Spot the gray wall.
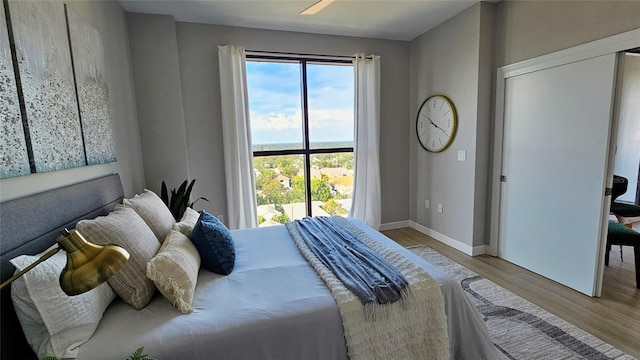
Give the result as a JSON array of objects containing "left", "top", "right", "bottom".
[
  {"left": 127, "top": 13, "right": 190, "bottom": 195},
  {"left": 126, "top": 15, "right": 411, "bottom": 223},
  {"left": 485, "top": 0, "right": 640, "bottom": 245},
  {"left": 0, "top": 0, "right": 144, "bottom": 202},
  {"left": 409, "top": 3, "right": 493, "bottom": 248},
  {"left": 494, "top": 0, "right": 640, "bottom": 67},
  {"left": 408, "top": 0, "right": 640, "bottom": 249}
]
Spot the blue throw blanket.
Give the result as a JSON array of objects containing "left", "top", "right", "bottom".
[{"left": 288, "top": 216, "right": 408, "bottom": 305}]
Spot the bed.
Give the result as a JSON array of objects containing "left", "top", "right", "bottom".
[{"left": 0, "top": 174, "right": 498, "bottom": 359}]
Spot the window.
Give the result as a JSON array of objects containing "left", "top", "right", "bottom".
[{"left": 246, "top": 56, "right": 354, "bottom": 227}]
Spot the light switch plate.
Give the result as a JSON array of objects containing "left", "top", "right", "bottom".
[
  {"left": 457, "top": 150, "right": 466, "bottom": 161},
  {"left": 425, "top": 200, "right": 430, "bottom": 208},
  {"left": 437, "top": 203, "right": 443, "bottom": 213}
]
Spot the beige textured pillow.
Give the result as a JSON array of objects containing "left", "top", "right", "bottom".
[
  {"left": 172, "top": 207, "right": 200, "bottom": 237},
  {"left": 147, "top": 230, "right": 200, "bottom": 313},
  {"left": 76, "top": 205, "right": 160, "bottom": 309},
  {"left": 123, "top": 189, "right": 175, "bottom": 243}
]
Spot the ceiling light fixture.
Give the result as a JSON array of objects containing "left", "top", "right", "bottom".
[{"left": 300, "top": 0, "right": 335, "bottom": 15}]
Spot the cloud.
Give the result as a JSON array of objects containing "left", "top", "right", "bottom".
[
  {"left": 250, "top": 109, "right": 352, "bottom": 131},
  {"left": 246, "top": 60, "right": 355, "bottom": 144}
]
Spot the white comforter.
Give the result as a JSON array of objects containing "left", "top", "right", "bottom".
[{"left": 77, "top": 219, "right": 497, "bottom": 359}]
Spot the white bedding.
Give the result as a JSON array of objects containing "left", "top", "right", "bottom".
[{"left": 77, "top": 219, "right": 497, "bottom": 359}]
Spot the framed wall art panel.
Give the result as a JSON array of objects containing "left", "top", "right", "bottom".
[
  {"left": 0, "top": 3, "right": 31, "bottom": 178},
  {"left": 8, "top": 0, "right": 85, "bottom": 173},
  {"left": 66, "top": 6, "right": 117, "bottom": 165}
]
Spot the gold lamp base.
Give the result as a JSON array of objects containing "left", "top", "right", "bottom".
[
  {"left": 0, "top": 228, "right": 130, "bottom": 296},
  {"left": 58, "top": 229, "right": 130, "bottom": 296}
]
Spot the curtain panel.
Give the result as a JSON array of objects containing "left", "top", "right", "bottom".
[
  {"left": 350, "top": 54, "right": 382, "bottom": 229},
  {"left": 217, "top": 45, "right": 258, "bottom": 229}
]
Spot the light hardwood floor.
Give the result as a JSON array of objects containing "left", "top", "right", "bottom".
[{"left": 382, "top": 227, "right": 640, "bottom": 358}]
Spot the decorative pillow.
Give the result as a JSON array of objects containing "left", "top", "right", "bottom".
[
  {"left": 123, "top": 189, "right": 175, "bottom": 243},
  {"left": 76, "top": 205, "right": 159, "bottom": 309},
  {"left": 190, "top": 210, "right": 236, "bottom": 275},
  {"left": 172, "top": 207, "right": 200, "bottom": 237},
  {"left": 147, "top": 230, "right": 201, "bottom": 313},
  {"left": 10, "top": 247, "right": 116, "bottom": 358}
]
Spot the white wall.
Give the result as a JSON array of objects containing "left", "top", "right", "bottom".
[
  {"left": 0, "top": 1, "right": 144, "bottom": 202},
  {"left": 409, "top": 3, "right": 494, "bottom": 248},
  {"left": 126, "top": 16, "right": 412, "bottom": 223},
  {"left": 614, "top": 54, "right": 640, "bottom": 203}
]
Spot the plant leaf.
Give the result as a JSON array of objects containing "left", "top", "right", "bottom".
[
  {"left": 160, "top": 181, "right": 168, "bottom": 205},
  {"left": 172, "top": 193, "right": 185, "bottom": 220},
  {"left": 125, "top": 346, "right": 155, "bottom": 360},
  {"left": 169, "top": 189, "right": 178, "bottom": 210},
  {"left": 189, "top": 196, "right": 210, "bottom": 208},
  {"left": 176, "top": 180, "right": 188, "bottom": 197},
  {"left": 184, "top": 179, "right": 196, "bottom": 207}
]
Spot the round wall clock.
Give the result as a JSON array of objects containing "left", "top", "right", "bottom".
[{"left": 416, "top": 94, "right": 457, "bottom": 153}]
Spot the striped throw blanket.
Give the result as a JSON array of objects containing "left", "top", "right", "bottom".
[{"left": 286, "top": 217, "right": 450, "bottom": 360}]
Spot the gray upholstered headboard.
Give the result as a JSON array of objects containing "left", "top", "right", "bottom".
[{"left": 0, "top": 174, "right": 125, "bottom": 359}]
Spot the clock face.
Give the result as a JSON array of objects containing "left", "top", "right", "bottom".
[{"left": 416, "top": 95, "right": 457, "bottom": 152}]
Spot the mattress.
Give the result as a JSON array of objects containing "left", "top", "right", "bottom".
[{"left": 76, "top": 219, "right": 497, "bottom": 359}]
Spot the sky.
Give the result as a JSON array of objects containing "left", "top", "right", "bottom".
[{"left": 245, "top": 60, "right": 354, "bottom": 147}]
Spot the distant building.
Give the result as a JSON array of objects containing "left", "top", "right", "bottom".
[
  {"left": 274, "top": 174, "right": 291, "bottom": 188},
  {"left": 281, "top": 201, "right": 329, "bottom": 221},
  {"left": 257, "top": 204, "right": 282, "bottom": 221},
  {"left": 303, "top": 167, "right": 354, "bottom": 179}
]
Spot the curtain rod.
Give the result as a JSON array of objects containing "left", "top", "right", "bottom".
[{"left": 245, "top": 50, "right": 374, "bottom": 61}]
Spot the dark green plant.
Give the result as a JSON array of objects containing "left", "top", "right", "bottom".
[
  {"left": 125, "top": 347, "right": 155, "bottom": 360},
  {"left": 161, "top": 179, "right": 209, "bottom": 220}
]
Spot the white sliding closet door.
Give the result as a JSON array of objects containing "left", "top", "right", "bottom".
[{"left": 499, "top": 54, "right": 617, "bottom": 296}]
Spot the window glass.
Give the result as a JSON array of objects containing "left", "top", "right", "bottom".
[
  {"left": 246, "top": 60, "right": 303, "bottom": 151},
  {"left": 247, "top": 58, "right": 354, "bottom": 226},
  {"left": 307, "top": 63, "right": 354, "bottom": 149}
]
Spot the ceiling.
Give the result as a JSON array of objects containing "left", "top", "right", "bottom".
[{"left": 118, "top": 0, "right": 481, "bottom": 41}]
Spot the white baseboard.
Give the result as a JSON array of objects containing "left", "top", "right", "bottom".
[
  {"left": 409, "top": 221, "right": 486, "bottom": 256},
  {"left": 379, "top": 219, "right": 489, "bottom": 256},
  {"left": 379, "top": 220, "right": 412, "bottom": 231}
]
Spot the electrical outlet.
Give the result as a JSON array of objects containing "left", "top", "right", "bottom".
[
  {"left": 217, "top": 214, "right": 224, "bottom": 223},
  {"left": 425, "top": 200, "right": 430, "bottom": 209},
  {"left": 437, "top": 203, "right": 443, "bottom": 213}
]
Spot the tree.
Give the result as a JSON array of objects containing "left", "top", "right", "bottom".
[
  {"left": 323, "top": 199, "right": 347, "bottom": 215},
  {"left": 272, "top": 213, "right": 290, "bottom": 224},
  {"left": 280, "top": 163, "right": 298, "bottom": 179},
  {"left": 311, "top": 175, "right": 332, "bottom": 202},
  {"left": 255, "top": 168, "right": 276, "bottom": 191},
  {"left": 261, "top": 179, "right": 285, "bottom": 205}
]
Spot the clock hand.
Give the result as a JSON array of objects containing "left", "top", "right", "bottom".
[{"left": 427, "top": 117, "right": 450, "bottom": 137}]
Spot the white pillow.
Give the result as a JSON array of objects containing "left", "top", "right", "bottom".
[
  {"left": 147, "top": 230, "right": 201, "bottom": 313},
  {"left": 10, "top": 246, "right": 116, "bottom": 358},
  {"left": 123, "top": 189, "right": 175, "bottom": 243},
  {"left": 171, "top": 207, "right": 200, "bottom": 237}
]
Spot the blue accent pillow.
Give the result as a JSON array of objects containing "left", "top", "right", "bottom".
[{"left": 189, "top": 210, "right": 236, "bottom": 275}]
